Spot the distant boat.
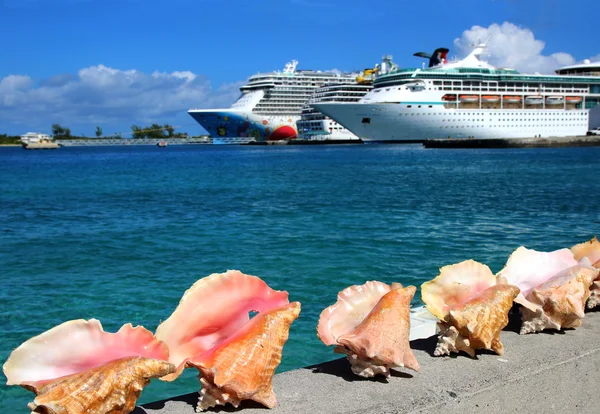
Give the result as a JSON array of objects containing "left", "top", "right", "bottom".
[{"left": 157, "top": 141, "right": 168, "bottom": 147}]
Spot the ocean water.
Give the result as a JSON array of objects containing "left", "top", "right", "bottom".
[{"left": 0, "top": 143, "right": 598, "bottom": 412}]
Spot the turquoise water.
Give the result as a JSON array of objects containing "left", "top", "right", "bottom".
[{"left": 1, "top": 144, "right": 599, "bottom": 411}]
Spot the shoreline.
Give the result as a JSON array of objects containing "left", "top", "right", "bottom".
[{"left": 137, "top": 310, "right": 600, "bottom": 414}]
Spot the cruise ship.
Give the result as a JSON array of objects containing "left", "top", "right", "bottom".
[
  {"left": 313, "top": 43, "right": 600, "bottom": 142},
  {"left": 188, "top": 61, "right": 358, "bottom": 144},
  {"left": 296, "top": 56, "right": 397, "bottom": 141}
]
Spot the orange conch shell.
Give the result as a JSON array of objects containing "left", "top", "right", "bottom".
[
  {"left": 435, "top": 284, "right": 520, "bottom": 357},
  {"left": 316, "top": 281, "right": 397, "bottom": 346},
  {"left": 422, "top": 260, "right": 520, "bottom": 357},
  {"left": 421, "top": 259, "right": 497, "bottom": 320},
  {"left": 317, "top": 282, "right": 419, "bottom": 378},
  {"left": 570, "top": 237, "right": 600, "bottom": 309},
  {"left": 190, "top": 302, "right": 301, "bottom": 412},
  {"left": 155, "top": 270, "right": 290, "bottom": 381},
  {"left": 519, "top": 264, "right": 599, "bottom": 334},
  {"left": 27, "top": 356, "right": 175, "bottom": 414}
]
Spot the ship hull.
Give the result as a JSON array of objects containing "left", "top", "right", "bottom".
[
  {"left": 313, "top": 103, "right": 590, "bottom": 142},
  {"left": 188, "top": 109, "right": 300, "bottom": 143}
]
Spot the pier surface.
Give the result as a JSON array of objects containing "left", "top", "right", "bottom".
[
  {"left": 136, "top": 310, "right": 600, "bottom": 414},
  {"left": 423, "top": 135, "right": 600, "bottom": 148}
]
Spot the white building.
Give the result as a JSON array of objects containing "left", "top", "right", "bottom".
[{"left": 20, "top": 132, "right": 52, "bottom": 144}]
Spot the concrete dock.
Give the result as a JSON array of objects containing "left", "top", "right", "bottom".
[
  {"left": 423, "top": 135, "right": 600, "bottom": 148},
  {"left": 136, "top": 309, "right": 600, "bottom": 414}
]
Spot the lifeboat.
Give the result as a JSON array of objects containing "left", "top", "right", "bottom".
[
  {"left": 566, "top": 96, "right": 582, "bottom": 104},
  {"left": 545, "top": 96, "right": 564, "bottom": 105},
  {"left": 459, "top": 95, "right": 479, "bottom": 103},
  {"left": 481, "top": 95, "right": 500, "bottom": 103},
  {"left": 525, "top": 95, "right": 544, "bottom": 105},
  {"left": 442, "top": 94, "right": 457, "bottom": 102},
  {"left": 503, "top": 96, "right": 522, "bottom": 103}
]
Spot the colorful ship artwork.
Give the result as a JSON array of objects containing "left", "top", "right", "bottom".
[{"left": 188, "top": 60, "right": 358, "bottom": 144}]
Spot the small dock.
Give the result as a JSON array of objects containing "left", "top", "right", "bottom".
[{"left": 423, "top": 135, "right": 600, "bottom": 148}]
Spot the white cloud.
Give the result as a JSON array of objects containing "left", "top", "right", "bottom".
[
  {"left": 588, "top": 54, "right": 600, "bottom": 63},
  {"left": 453, "top": 22, "right": 594, "bottom": 74},
  {"left": 0, "top": 65, "right": 244, "bottom": 135}
]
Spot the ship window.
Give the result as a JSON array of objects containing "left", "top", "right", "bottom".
[
  {"left": 407, "top": 105, "right": 412, "bottom": 108},
  {"left": 362, "top": 118, "right": 371, "bottom": 124}
]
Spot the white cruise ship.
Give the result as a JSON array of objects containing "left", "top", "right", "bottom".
[
  {"left": 313, "top": 43, "right": 600, "bottom": 142},
  {"left": 188, "top": 61, "right": 358, "bottom": 144},
  {"left": 296, "top": 56, "right": 398, "bottom": 141}
]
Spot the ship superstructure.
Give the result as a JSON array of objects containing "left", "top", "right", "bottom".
[
  {"left": 297, "top": 56, "right": 397, "bottom": 141},
  {"left": 188, "top": 61, "right": 357, "bottom": 144},
  {"left": 313, "top": 44, "right": 600, "bottom": 142}
]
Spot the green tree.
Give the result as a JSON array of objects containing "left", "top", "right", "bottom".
[
  {"left": 131, "top": 125, "right": 146, "bottom": 139},
  {"left": 164, "top": 124, "right": 174, "bottom": 137},
  {"left": 95, "top": 126, "right": 103, "bottom": 138},
  {"left": 52, "top": 124, "right": 71, "bottom": 138},
  {"left": 147, "top": 124, "right": 166, "bottom": 139}
]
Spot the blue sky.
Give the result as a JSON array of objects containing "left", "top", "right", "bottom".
[{"left": 1, "top": 0, "right": 599, "bottom": 136}]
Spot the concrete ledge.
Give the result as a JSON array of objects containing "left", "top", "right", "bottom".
[
  {"left": 136, "top": 310, "right": 600, "bottom": 414},
  {"left": 423, "top": 136, "right": 600, "bottom": 148}
]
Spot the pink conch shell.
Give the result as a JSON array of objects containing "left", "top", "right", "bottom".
[
  {"left": 421, "top": 260, "right": 520, "bottom": 357},
  {"left": 3, "top": 319, "right": 170, "bottom": 389},
  {"left": 2, "top": 319, "right": 172, "bottom": 414},
  {"left": 570, "top": 237, "right": 600, "bottom": 309},
  {"left": 190, "top": 302, "right": 301, "bottom": 412},
  {"left": 496, "top": 246, "right": 578, "bottom": 308},
  {"left": 155, "top": 270, "right": 290, "bottom": 381},
  {"left": 317, "top": 282, "right": 419, "bottom": 378},
  {"left": 26, "top": 357, "right": 175, "bottom": 414},
  {"left": 435, "top": 284, "right": 520, "bottom": 357},
  {"left": 421, "top": 259, "right": 497, "bottom": 320},
  {"left": 519, "top": 264, "right": 599, "bottom": 334}
]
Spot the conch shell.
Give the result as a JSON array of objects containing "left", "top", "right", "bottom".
[
  {"left": 192, "top": 302, "right": 301, "bottom": 412},
  {"left": 155, "top": 270, "right": 299, "bottom": 411},
  {"left": 518, "top": 264, "right": 599, "bottom": 334},
  {"left": 27, "top": 357, "right": 174, "bottom": 414},
  {"left": 317, "top": 281, "right": 419, "bottom": 378},
  {"left": 571, "top": 237, "right": 600, "bottom": 309},
  {"left": 421, "top": 260, "right": 520, "bottom": 357},
  {"left": 496, "top": 246, "right": 578, "bottom": 306},
  {"left": 3, "top": 319, "right": 174, "bottom": 414}
]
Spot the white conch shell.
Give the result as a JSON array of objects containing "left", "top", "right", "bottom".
[
  {"left": 519, "top": 264, "right": 599, "bottom": 334},
  {"left": 570, "top": 237, "right": 600, "bottom": 309},
  {"left": 318, "top": 282, "right": 419, "bottom": 378},
  {"left": 496, "top": 246, "right": 578, "bottom": 308}
]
